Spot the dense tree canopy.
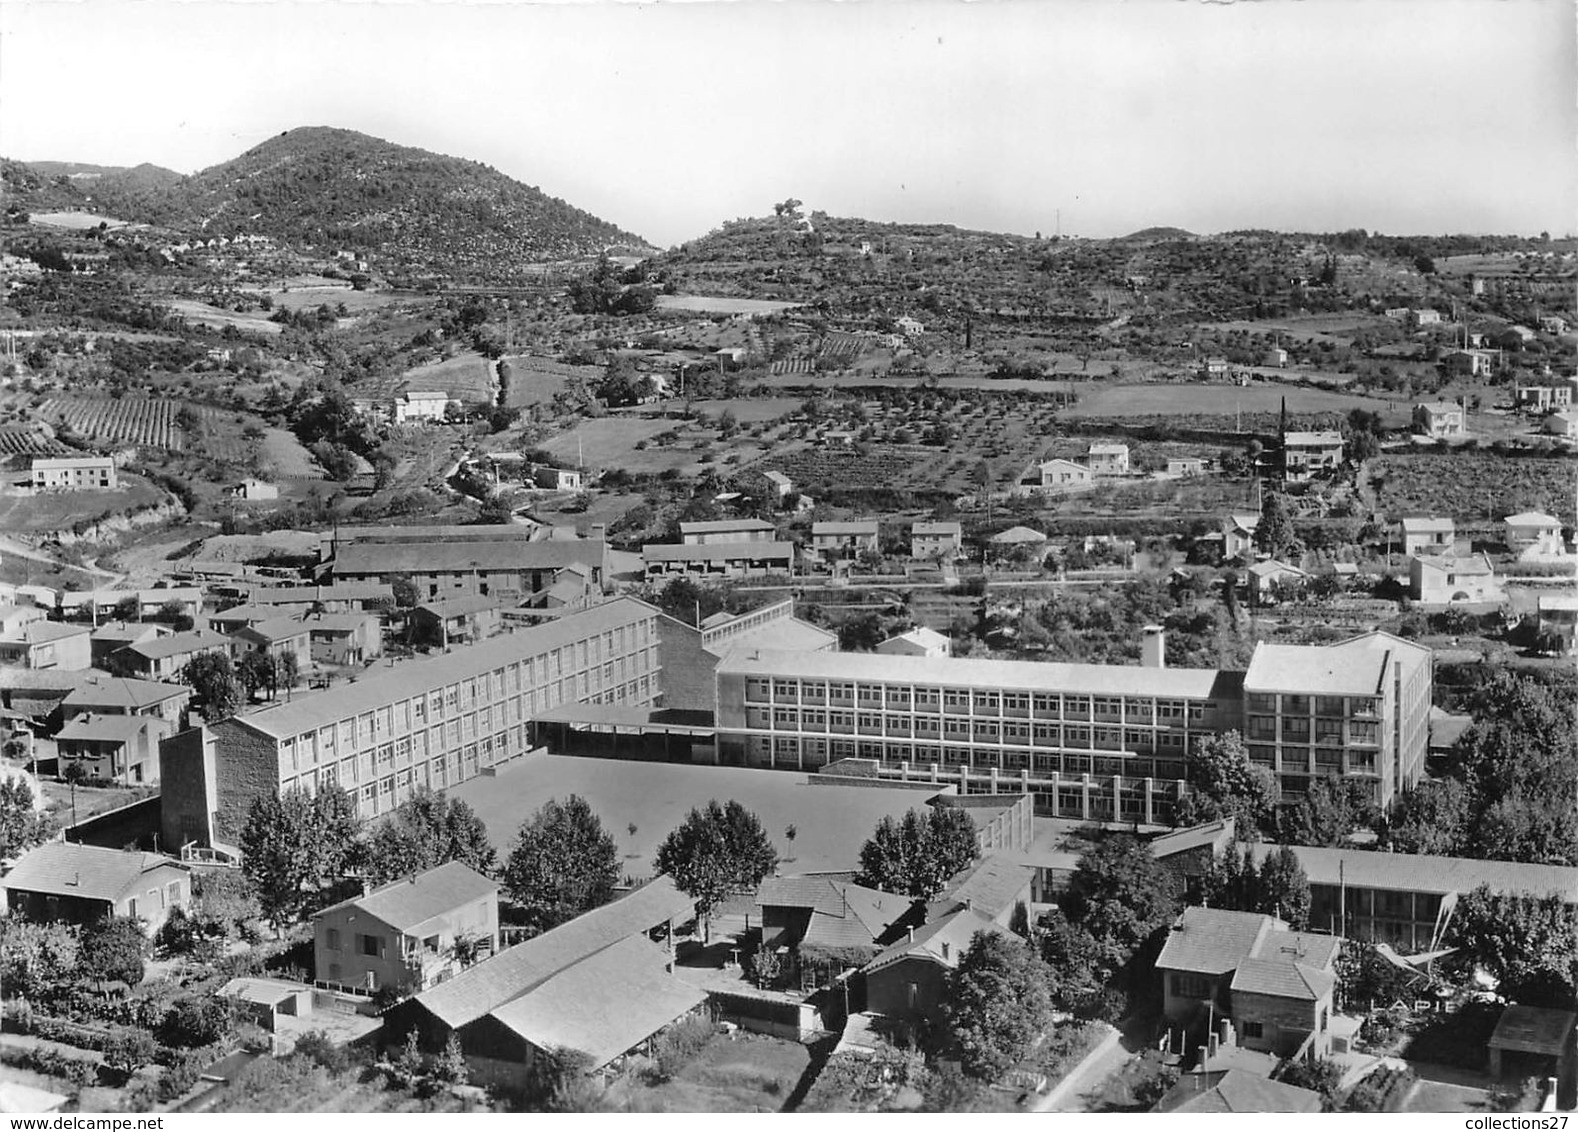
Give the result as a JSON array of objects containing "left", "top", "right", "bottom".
[
  {"left": 1173, "top": 730, "right": 1277, "bottom": 836},
  {"left": 655, "top": 799, "right": 778, "bottom": 929},
  {"left": 0, "top": 778, "right": 50, "bottom": 859},
  {"left": 1056, "top": 835, "right": 1181, "bottom": 989},
  {"left": 366, "top": 788, "right": 497, "bottom": 887},
  {"left": 855, "top": 807, "right": 979, "bottom": 900},
  {"left": 180, "top": 652, "right": 243, "bottom": 721},
  {"left": 944, "top": 931, "right": 1056, "bottom": 1080},
  {"left": 1446, "top": 886, "right": 1578, "bottom": 1008},
  {"left": 1202, "top": 843, "right": 1312, "bottom": 929},
  {"left": 240, "top": 785, "right": 362, "bottom": 928},
  {"left": 503, "top": 795, "right": 620, "bottom": 933},
  {"left": 78, "top": 915, "right": 148, "bottom": 987}
]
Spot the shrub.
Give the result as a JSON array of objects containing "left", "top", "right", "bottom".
[
  {"left": 292, "top": 1029, "right": 354, "bottom": 1074},
  {"left": 157, "top": 1047, "right": 208, "bottom": 1102},
  {"left": 159, "top": 994, "right": 235, "bottom": 1048},
  {"left": 649, "top": 1013, "right": 715, "bottom": 1081},
  {"left": 101, "top": 1028, "right": 158, "bottom": 1083}
]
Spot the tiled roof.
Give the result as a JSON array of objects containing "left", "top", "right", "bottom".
[
  {"left": 56, "top": 714, "right": 153, "bottom": 744},
  {"left": 812, "top": 521, "right": 879, "bottom": 536},
  {"left": 89, "top": 621, "right": 170, "bottom": 643},
  {"left": 989, "top": 526, "right": 1047, "bottom": 543},
  {"left": 1504, "top": 512, "right": 1561, "bottom": 526},
  {"left": 408, "top": 875, "right": 694, "bottom": 1029},
  {"left": 62, "top": 676, "right": 187, "bottom": 710},
  {"left": 301, "top": 613, "right": 378, "bottom": 632},
  {"left": 757, "top": 875, "right": 912, "bottom": 946},
  {"left": 913, "top": 522, "right": 962, "bottom": 536},
  {"left": 643, "top": 542, "right": 795, "bottom": 563},
  {"left": 1231, "top": 956, "right": 1335, "bottom": 1001},
  {"left": 487, "top": 935, "right": 706, "bottom": 1069},
  {"left": 1155, "top": 907, "right": 1275, "bottom": 976},
  {"left": 233, "top": 617, "right": 310, "bottom": 643},
  {"left": 927, "top": 856, "right": 1035, "bottom": 921},
  {"left": 229, "top": 598, "right": 655, "bottom": 738},
  {"left": 2, "top": 621, "right": 89, "bottom": 645},
  {"left": 1413, "top": 554, "right": 1493, "bottom": 577},
  {"left": 718, "top": 647, "right": 1230, "bottom": 700},
  {"left": 317, "top": 861, "right": 498, "bottom": 934},
  {"left": 865, "top": 907, "right": 1008, "bottom": 974},
  {"left": 886, "top": 627, "right": 949, "bottom": 650},
  {"left": 3, "top": 842, "right": 183, "bottom": 903},
  {"left": 1399, "top": 517, "right": 1454, "bottom": 533},
  {"left": 679, "top": 519, "right": 775, "bottom": 534},
  {"left": 1284, "top": 431, "right": 1343, "bottom": 447},
  {"left": 1149, "top": 818, "right": 1236, "bottom": 860},
  {"left": 1169, "top": 1070, "right": 1323, "bottom": 1113},
  {"left": 415, "top": 595, "right": 504, "bottom": 620},
  {"left": 123, "top": 629, "right": 228, "bottom": 661},
  {"left": 336, "top": 539, "right": 604, "bottom": 576}
]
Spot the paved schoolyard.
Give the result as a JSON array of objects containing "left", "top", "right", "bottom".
[{"left": 448, "top": 754, "right": 945, "bottom": 878}]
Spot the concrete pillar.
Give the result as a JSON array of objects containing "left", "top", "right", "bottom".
[{"left": 1144, "top": 777, "right": 1156, "bottom": 826}]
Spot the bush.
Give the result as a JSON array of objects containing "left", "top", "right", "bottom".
[
  {"left": 157, "top": 1047, "right": 209, "bottom": 1102},
  {"left": 293, "top": 1029, "right": 355, "bottom": 1074},
  {"left": 159, "top": 994, "right": 235, "bottom": 1048},
  {"left": 649, "top": 1014, "right": 715, "bottom": 1081},
  {"left": 101, "top": 1027, "right": 158, "bottom": 1083}
]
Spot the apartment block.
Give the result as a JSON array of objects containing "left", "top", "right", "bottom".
[
  {"left": 1241, "top": 632, "right": 1431, "bottom": 809},
  {"left": 159, "top": 598, "right": 661, "bottom": 853}
]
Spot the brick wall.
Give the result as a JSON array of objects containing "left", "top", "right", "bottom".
[
  {"left": 159, "top": 727, "right": 216, "bottom": 851},
  {"left": 211, "top": 720, "right": 280, "bottom": 847}
]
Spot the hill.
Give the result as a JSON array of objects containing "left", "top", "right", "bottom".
[
  {"left": 66, "top": 126, "right": 651, "bottom": 283},
  {"left": 1119, "top": 226, "right": 1197, "bottom": 242}
]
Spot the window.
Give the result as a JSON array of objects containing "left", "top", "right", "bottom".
[
  {"left": 327, "top": 928, "right": 341, "bottom": 951},
  {"left": 1247, "top": 693, "right": 1276, "bottom": 713},
  {"left": 943, "top": 689, "right": 969, "bottom": 711},
  {"left": 1171, "top": 973, "right": 1211, "bottom": 999},
  {"left": 1241, "top": 1021, "right": 1264, "bottom": 1040},
  {"left": 1350, "top": 720, "right": 1379, "bottom": 744},
  {"left": 359, "top": 933, "right": 383, "bottom": 957},
  {"left": 1316, "top": 696, "right": 1344, "bottom": 717},
  {"left": 1282, "top": 717, "right": 1310, "bottom": 741}
]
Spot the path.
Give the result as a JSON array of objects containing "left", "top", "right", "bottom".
[
  {"left": 0, "top": 534, "right": 121, "bottom": 582},
  {"left": 1034, "top": 1023, "right": 1131, "bottom": 1112}
]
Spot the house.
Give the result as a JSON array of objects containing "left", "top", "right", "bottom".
[
  {"left": 1148, "top": 818, "right": 1238, "bottom": 897},
  {"left": 209, "top": 604, "right": 301, "bottom": 634},
  {"left": 382, "top": 875, "right": 695, "bottom": 1075},
  {"left": 533, "top": 466, "right": 582, "bottom": 492},
  {"left": 1167, "top": 458, "right": 1206, "bottom": 477},
  {"left": 393, "top": 390, "right": 449, "bottom": 424},
  {"left": 30, "top": 456, "right": 117, "bottom": 491},
  {"left": 810, "top": 520, "right": 880, "bottom": 561},
  {"left": 1036, "top": 458, "right": 1091, "bottom": 489},
  {"left": 0, "top": 622, "right": 92, "bottom": 671},
  {"left": 1537, "top": 593, "right": 1578, "bottom": 654},
  {"left": 1222, "top": 513, "right": 1260, "bottom": 559},
  {"left": 1410, "top": 308, "right": 1442, "bottom": 328},
  {"left": 412, "top": 596, "right": 503, "bottom": 649},
  {"left": 242, "top": 582, "right": 395, "bottom": 614},
  {"left": 88, "top": 621, "right": 172, "bottom": 669},
  {"left": 60, "top": 587, "right": 206, "bottom": 623},
  {"left": 679, "top": 518, "right": 777, "bottom": 546},
  {"left": 988, "top": 526, "right": 1047, "bottom": 550},
  {"left": 1413, "top": 402, "right": 1466, "bottom": 439},
  {"left": 1199, "top": 358, "right": 1230, "bottom": 379},
  {"left": 2, "top": 842, "right": 190, "bottom": 934},
  {"left": 655, "top": 598, "right": 835, "bottom": 712},
  {"left": 227, "top": 479, "right": 279, "bottom": 502},
  {"left": 1283, "top": 431, "right": 1344, "bottom": 481},
  {"left": 228, "top": 618, "right": 311, "bottom": 667},
  {"left": 894, "top": 316, "right": 925, "bottom": 337},
  {"left": 925, "top": 855, "right": 1037, "bottom": 928},
  {"left": 759, "top": 470, "right": 794, "bottom": 500},
  {"left": 1516, "top": 385, "right": 1574, "bottom": 414},
  {"left": 910, "top": 521, "right": 963, "bottom": 562},
  {"left": 109, "top": 628, "right": 230, "bottom": 681},
  {"left": 1086, "top": 442, "right": 1130, "bottom": 476},
  {"left": 1264, "top": 347, "right": 1288, "bottom": 368},
  {"left": 1503, "top": 511, "right": 1564, "bottom": 554},
  {"left": 756, "top": 874, "right": 915, "bottom": 960},
  {"left": 876, "top": 626, "right": 951, "bottom": 658},
  {"left": 1245, "top": 559, "right": 1309, "bottom": 598},
  {"left": 312, "top": 861, "right": 501, "bottom": 995},
  {"left": 55, "top": 712, "right": 172, "bottom": 785},
  {"left": 1398, "top": 517, "right": 1456, "bottom": 556},
  {"left": 1158, "top": 1069, "right": 1323, "bottom": 1113},
  {"left": 1443, "top": 350, "right": 1495, "bottom": 378},
  {"left": 332, "top": 537, "right": 607, "bottom": 602},
  {"left": 1156, "top": 906, "right": 1342, "bottom": 1058},
  {"left": 1409, "top": 553, "right": 1502, "bottom": 605},
  {"left": 642, "top": 541, "right": 796, "bottom": 581},
  {"left": 217, "top": 977, "right": 315, "bottom": 1033},
  {"left": 60, "top": 674, "right": 190, "bottom": 729},
  {"left": 1538, "top": 315, "right": 1569, "bottom": 335},
  {"left": 1544, "top": 411, "right": 1578, "bottom": 440},
  {"left": 863, "top": 907, "right": 1010, "bottom": 1023},
  {"left": 0, "top": 604, "right": 47, "bottom": 637},
  {"left": 1383, "top": 308, "right": 1411, "bottom": 321},
  {"left": 301, "top": 612, "right": 384, "bottom": 666}
]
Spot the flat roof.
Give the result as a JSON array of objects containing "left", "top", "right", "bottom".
[
  {"left": 717, "top": 647, "right": 1229, "bottom": 699},
  {"left": 230, "top": 598, "right": 656, "bottom": 739},
  {"left": 535, "top": 704, "right": 716, "bottom": 736}
]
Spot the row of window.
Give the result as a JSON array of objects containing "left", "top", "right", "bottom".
[
  {"left": 1245, "top": 716, "right": 1381, "bottom": 744},
  {"left": 747, "top": 708, "right": 1190, "bottom": 753},
  {"left": 741, "top": 734, "right": 1187, "bottom": 782},
  {"left": 1245, "top": 692, "right": 1380, "bottom": 718},
  {"left": 744, "top": 679, "right": 1206, "bottom": 722},
  {"left": 1247, "top": 744, "right": 1378, "bottom": 774}
]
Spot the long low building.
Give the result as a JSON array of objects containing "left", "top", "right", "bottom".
[
  {"left": 332, "top": 538, "right": 607, "bottom": 602},
  {"left": 1249, "top": 843, "right": 1578, "bottom": 951},
  {"left": 713, "top": 629, "right": 1433, "bottom": 824},
  {"left": 642, "top": 541, "right": 796, "bottom": 580},
  {"left": 159, "top": 597, "right": 661, "bottom": 854}
]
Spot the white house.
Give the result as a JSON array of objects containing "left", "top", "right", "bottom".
[
  {"left": 227, "top": 478, "right": 280, "bottom": 502},
  {"left": 1166, "top": 458, "right": 1206, "bottom": 477},
  {"left": 1544, "top": 411, "right": 1578, "bottom": 440},
  {"left": 1283, "top": 432, "right": 1344, "bottom": 481},
  {"left": 1222, "top": 513, "right": 1260, "bottom": 559},
  {"left": 1086, "top": 443, "right": 1130, "bottom": 476},
  {"left": 393, "top": 390, "right": 450, "bottom": 424},
  {"left": 1409, "top": 554, "right": 1502, "bottom": 605},
  {"left": 910, "top": 521, "right": 963, "bottom": 561},
  {"left": 876, "top": 626, "right": 951, "bottom": 658},
  {"left": 1037, "top": 458, "right": 1091, "bottom": 489},
  {"left": 1413, "top": 402, "right": 1466, "bottom": 439},
  {"left": 1398, "top": 517, "right": 1455, "bottom": 556},
  {"left": 1503, "top": 512, "right": 1565, "bottom": 555}
]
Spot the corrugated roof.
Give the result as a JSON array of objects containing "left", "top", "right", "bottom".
[
  {"left": 317, "top": 861, "right": 498, "bottom": 934},
  {"left": 1155, "top": 908, "right": 1275, "bottom": 976},
  {"left": 718, "top": 648, "right": 1227, "bottom": 699},
  {"left": 1247, "top": 843, "right": 1578, "bottom": 901},
  {"left": 230, "top": 598, "right": 655, "bottom": 738},
  {"left": 486, "top": 935, "right": 706, "bottom": 1069},
  {"left": 409, "top": 875, "right": 694, "bottom": 1029},
  {"left": 3, "top": 842, "right": 183, "bottom": 903}
]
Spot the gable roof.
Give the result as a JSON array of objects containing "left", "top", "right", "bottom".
[
  {"left": 757, "top": 875, "right": 912, "bottom": 948},
  {"left": 865, "top": 907, "right": 1008, "bottom": 975},
  {"left": 1413, "top": 553, "right": 1494, "bottom": 578},
  {"left": 316, "top": 861, "right": 498, "bottom": 935},
  {"left": 1284, "top": 431, "right": 1343, "bottom": 447},
  {"left": 1149, "top": 818, "right": 1236, "bottom": 860},
  {"left": 56, "top": 714, "right": 155, "bottom": 745},
  {"left": 1230, "top": 955, "right": 1336, "bottom": 1002},
  {"left": 927, "top": 856, "right": 1036, "bottom": 922},
  {"left": 1399, "top": 517, "right": 1454, "bottom": 533},
  {"left": 408, "top": 875, "right": 694, "bottom": 1029},
  {"left": 62, "top": 676, "right": 188, "bottom": 711},
  {"left": 122, "top": 628, "right": 229, "bottom": 661},
  {"left": 1155, "top": 907, "right": 1276, "bottom": 976},
  {"left": 989, "top": 526, "right": 1047, "bottom": 544},
  {"left": 1169, "top": 1069, "right": 1323, "bottom": 1113},
  {"left": 3, "top": 842, "right": 183, "bottom": 903},
  {"left": 486, "top": 935, "right": 706, "bottom": 1069},
  {"left": 232, "top": 617, "right": 310, "bottom": 644},
  {"left": 912, "top": 521, "right": 962, "bottom": 536},
  {"left": 1504, "top": 511, "right": 1561, "bottom": 527},
  {"left": 679, "top": 518, "right": 775, "bottom": 535},
  {"left": 1247, "top": 559, "right": 1308, "bottom": 579},
  {"left": 2, "top": 621, "right": 90, "bottom": 646}
]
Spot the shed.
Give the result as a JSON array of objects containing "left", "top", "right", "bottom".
[{"left": 1488, "top": 1004, "right": 1577, "bottom": 1080}]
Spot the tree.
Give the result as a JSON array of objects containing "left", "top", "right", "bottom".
[
  {"left": 180, "top": 652, "right": 243, "bottom": 721},
  {"left": 432, "top": 1034, "right": 469, "bottom": 1086},
  {"left": 78, "top": 915, "right": 148, "bottom": 987},
  {"left": 1255, "top": 491, "right": 1296, "bottom": 558},
  {"left": 113, "top": 595, "right": 141, "bottom": 622},
  {"left": 1254, "top": 844, "right": 1312, "bottom": 928},
  {"left": 1282, "top": 775, "right": 1375, "bottom": 847},
  {"left": 1446, "top": 886, "right": 1578, "bottom": 1007},
  {"left": 0, "top": 918, "right": 79, "bottom": 1000},
  {"left": 655, "top": 799, "right": 779, "bottom": 934},
  {"left": 502, "top": 795, "right": 619, "bottom": 933},
  {"left": 835, "top": 612, "right": 886, "bottom": 652},
  {"left": 0, "top": 778, "right": 49, "bottom": 859},
  {"left": 239, "top": 785, "right": 361, "bottom": 929},
  {"left": 273, "top": 650, "right": 300, "bottom": 695},
  {"left": 366, "top": 787, "right": 497, "bottom": 887},
  {"left": 1174, "top": 730, "right": 1278, "bottom": 836},
  {"left": 1061, "top": 836, "right": 1180, "bottom": 981},
  {"left": 238, "top": 650, "right": 276, "bottom": 701},
  {"left": 390, "top": 574, "right": 420, "bottom": 608},
  {"left": 1036, "top": 907, "right": 1105, "bottom": 1012},
  {"left": 944, "top": 931, "right": 1055, "bottom": 1080},
  {"left": 855, "top": 807, "right": 979, "bottom": 900},
  {"left": 102, "top": 1028, "right": 158, "bottom": 1083},
  {"left": 156, "top": 599, "right": 195, "bottom": 632}
]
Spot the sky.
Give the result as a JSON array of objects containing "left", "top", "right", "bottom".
[{"left": 1, "top": 0, "right": 1572, "bottom": 247}]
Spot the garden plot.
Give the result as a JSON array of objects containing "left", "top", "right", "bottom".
[
  {"left": 165, "top": 300, "right": 281, "bottom": 336},
  {"left": 38, "top": 395, "right": 190, "bottom": 451}
]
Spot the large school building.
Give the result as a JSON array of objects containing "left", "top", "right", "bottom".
[
  {"left": 160, "top": 598, "right": 661, "bottom": 854},
  {"left": 713, "top": 629, "right": 1432, "bottom": 825}
]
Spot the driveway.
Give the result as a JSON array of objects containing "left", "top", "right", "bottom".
[{"left": 1033, "top": 1023, "right": 1132, "bottom": 1112}]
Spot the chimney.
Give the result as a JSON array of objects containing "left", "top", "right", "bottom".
[
  {"left": 941, "top": 941, "right": 950, "bottom": 961},
  {"left": 907, "top": 926, "right": 915, "bottom": 942},
  {"left": 589, "top": 523, "right": 606, "bottom": 542},
  {"left": 1141, "top": 625, "right": 1166, "bottom": 669}
]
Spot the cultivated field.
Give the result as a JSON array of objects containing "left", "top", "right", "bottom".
[
  {"left": 38, "top": 395, "right": 199, "bottom": 452},
  {"left": 28, "top": 211, "right": 129, "bottom": 230},
  {"left": 1063, "top": 381, "right": 1400, "bottom": 419},
  {"left": 0, "top": 477, "right": 166, "bottom": 535},
  {"left": 657, "top": 295, "right": 806, "bottom": 316},
  {"left": 260, "top": 426, "right": 322, "bottom": 479},
  {"left": 448, "top": 754, "right": 942, "bottom": 877},
  {"left": 1368, "top": 452, "right": 1575, "bottom": 522},
  {"left": 539, "top": 416, "right": 772, "bottom": 477},
  {"left": 394, "top": 350, "right": 498, "bottom": 405},
  {"left": 499, "top": 354, "right": 598, "bottom": 409},
  {"left": 261, "top": 283, "right": 405, "bottom": 314},
  {"left": 166, "top": 299, "right": 282, "bottom": 336}
]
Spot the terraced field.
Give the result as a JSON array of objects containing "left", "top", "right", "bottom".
[{"left": 37, "top": 395, "right": 200, "bottom": 452}]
